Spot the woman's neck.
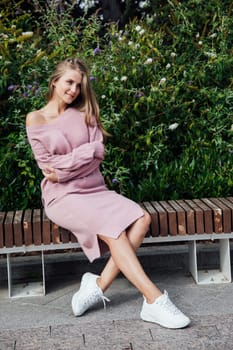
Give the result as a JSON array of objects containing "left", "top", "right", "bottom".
[{"left": 42, "top": 100, "right": 68, "bottom": 118}]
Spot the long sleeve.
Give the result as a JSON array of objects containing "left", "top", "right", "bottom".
[
  {"left": 56, "top": 123, "right": 105, "bottom": 182},
  {"left": 26, "top": 125, "right": 105, "bottom": 183},
  {"left": 56, "top": 158, "right": 102, "bottom": 182}
]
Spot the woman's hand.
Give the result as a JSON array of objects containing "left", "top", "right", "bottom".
[{"left": 42, "top": 166, "right": 58, "bottom": 182}]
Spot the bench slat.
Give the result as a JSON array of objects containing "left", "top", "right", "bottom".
[
  {"left": 218, "top": 198, "right": 233, "bottom": 230},
  {"left": 159, "top": 201, "right": 177, "bottom": 236},
  {"left": 193, "top": 199, "right": 213, "bottom": 233},
  {"left": 143, "top": 201, "right": 159, "bottom": 236},
  {"left": 0, "top": 212, "right": 6, "bottom": 248},
  {"left": 168, "top": 200, "right": 187, "bottom": 235},
  {"left": 174, "top": 200, "right": 195, "bottom": 234},
  {"left": 32, "top": 209, "right": 42, "bottom": 245},
  {"left": 201, "top": 198, "right": 224, "bottom": 233},
  {"left": 71, "top": 232, "right": 78, "bottom": 243},
  {"left": 150, "top": 201, "right": 168, "bottom": 236},
  {"left": 51, "top": 222, "right": 61, "bottom": 244},
  {"left": 23, "top": 209, "right": 33, "bottom": 245},
  {"left": 42, "top": 209, "right": 51, "bottom": 245},
  {"left": 209, "top": 198, "right": 231, "bottom": 233},
  {"left": 4, "top": 211, "right": 14, "bottom": 248},
  {"left": 13, "top": 210, "right": 24, "bottom": 246},
  {"left": 184, "top": 200, "right": 204, "bottom": 234},
  {"left": 60, "top": 227, "right": 71, "bottom": 243}
]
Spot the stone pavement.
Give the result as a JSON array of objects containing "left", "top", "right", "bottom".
[{"left": 0, "top": 248, "right": 233, "bottom": 349}]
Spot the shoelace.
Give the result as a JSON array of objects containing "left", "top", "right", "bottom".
[
  {"left": 95, "top": 286, "right": 110, "bottom": 310},
  {"left": 81, "top": 287, "right": 110, "bottom": 310},
  {"left": 157, "top": 291, "right": 181, "bottom": 315},
  {"left": 100, "top": 294, "right": 111, "bottom": 310}
]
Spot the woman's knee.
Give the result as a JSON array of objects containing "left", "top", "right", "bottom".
[
  {"left": 140, "top": 210, "right": 151, "bottom": 230},
  {"left": 98, "top": 231, "right": 127, "bottom": 247},
  {"left": 128, "top": 210, "right": 151, "bottom": 241}
]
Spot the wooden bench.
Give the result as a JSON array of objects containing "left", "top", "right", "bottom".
[{"left": 1, "top": 197, "right": 233, "bottom": 297}]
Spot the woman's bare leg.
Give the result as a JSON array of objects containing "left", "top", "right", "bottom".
[
  {"left": 72, "top": 210, "right": 190, "bottom": 328},
  {"left": 98, "top": 228, "right": 162, "bottom": 304},
  {"left": 97, "top": 210, "right": 151, "bottom": 293}
]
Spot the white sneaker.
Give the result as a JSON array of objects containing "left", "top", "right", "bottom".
[
  {"left": 140, "top": 290, "right": 191, "bottom": 329},
  {"left": 71, "top": 272, "right": 110, "bottom": 316}
]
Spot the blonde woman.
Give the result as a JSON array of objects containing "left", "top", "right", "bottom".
[{"left": 26, "top": 58, "right": 190, "bottom": 329}]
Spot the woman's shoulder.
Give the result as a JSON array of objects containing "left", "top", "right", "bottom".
[{"left": 26, "top": 110, "right": 46, "bottom": 127}]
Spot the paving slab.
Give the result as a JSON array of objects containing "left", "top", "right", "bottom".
[{"left": 0, "top": 253, "right": 233, "bottom": 349}]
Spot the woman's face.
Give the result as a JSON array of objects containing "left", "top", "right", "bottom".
[{"left": 53, "top": 68, "right": 82, "bottom": 105}]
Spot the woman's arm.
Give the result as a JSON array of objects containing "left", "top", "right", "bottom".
[
  {"left": 26, "top": 112, "right": 105, "bottom": 182},
  {"left": 26, "top": 130, "right": 104, "bottom": 182}
]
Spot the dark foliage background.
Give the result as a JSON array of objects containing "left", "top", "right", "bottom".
[{"left": 0, "top": 0, "right": 232, "bottom": 210}]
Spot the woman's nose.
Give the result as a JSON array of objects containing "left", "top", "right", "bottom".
[{"left": 70, "top": 85, "right": 76, "bottom": 93}]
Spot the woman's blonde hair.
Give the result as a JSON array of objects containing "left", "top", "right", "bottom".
[{"left": 48, "top": 58, "right": 108, "bottom": 135}]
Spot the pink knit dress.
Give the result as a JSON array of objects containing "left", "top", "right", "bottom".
[{"left": 26, "top": 108, "right": 144, "bottom": 262}]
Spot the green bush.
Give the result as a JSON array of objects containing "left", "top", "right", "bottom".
[{"left": 0, "top": 0, "right": 232, "bottom": 210}]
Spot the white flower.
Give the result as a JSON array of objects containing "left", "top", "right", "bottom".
[
  {"left": 101, "top": 95, "right": 106, "bottom": 99},
  {"left": 146, "top": 15, "right": 153, "bottom": 24},
  {"left": 171, "top": 52, "right": 176, "bottom": 57},
  {"left": 166, "top": 63, "right": 171, "bottom": 69},
  {"left": 198, "top": 41, "right": 203, "bottom": 45},
  {"left": 144, "top": 58, "right": 153, "bottom": 64},
  {"left": 168, "top": 123, "right": 179, "bottom": 131},
  {"left": 139, "top": 29, "right": 145, "bottom": 35},
  {"left": 209, "top": 33, "right": 217, "bottom": 38},
  {"left": 139, "top": 1, "right": 148, "bottom": 8},
  {"left": 114, "top": 77, "right": 119, "bottom": 81},
  {"left": 0, "top": 56, "right": 2, "bottom": 60},
  {"left": 135, "top": 25, "right": 142, "bottom": 31},
  {"left": 118, "top": 36, "right": 123, "bottom": 41},
  {"left": 121, "top": 76, "right": 127, "bottom": 81},
  {"left": 128, "top": 41, "right": 133, "bottom": 46},
  {"left": 131, "top": 56, "right": 135, "bottom": 60},
  {"left": 159, "top": 77, "right": 166, "bottom": 85},
  {"left": 204, "top": 51, "right": 217, "bottom": 59},
  {"left": 22, "top": 31, "right": 33, "bottom": 36},
  {"left": 196, "top": 33, "right": 200, "bottom": 38}
]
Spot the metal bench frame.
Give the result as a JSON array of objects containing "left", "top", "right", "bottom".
[{"left": 1, "top": 197, "right": 233, "bottom": 297}]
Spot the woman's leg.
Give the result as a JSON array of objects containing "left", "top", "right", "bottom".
[
  {"left": 97, "top": 210, "right": 152, "bottom": 294},
  {"left": 72, "top": 210, "right": 191, "bottom": 328},
  {"left": 98, "top": 229, "right": 162, "bottom": 303}
]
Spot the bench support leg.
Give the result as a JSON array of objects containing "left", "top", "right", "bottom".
[
  {"left": 7, "top": 254, "right": 12, "bottom": 298},
  {"left": 189, "top": 239, "right": 232, "bottom": 284},
  {"left": 6, "top": 252, "right": 46, "bottom": 298}
]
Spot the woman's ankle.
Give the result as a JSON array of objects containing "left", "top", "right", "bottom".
[
  {"left": 96, "top": 277, "right": 107, "bottom": 293},
  {"left": 145, "top": 291, "right": 163, "bottom": 304}
]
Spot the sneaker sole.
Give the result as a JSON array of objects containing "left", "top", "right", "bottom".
[{"left": 140, "top": 311, "right": 191, "bottom": 329}]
